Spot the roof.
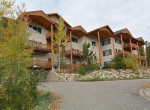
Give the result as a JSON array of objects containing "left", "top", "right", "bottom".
[
  {"left": 71, "top": 25, "right": 87, "bottom": 37},
  {"left": 136, "top": 37, "right": 145, "bottom": 45},
  {"left": 26, "top": 10, "right": 54, "bottom": 29},
  {"left": 47, "top": 13, "right": 72, "bottom": 28}
]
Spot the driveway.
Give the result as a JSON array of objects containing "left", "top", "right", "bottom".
[{"left": 38, "top": 79, "right": 150, "bottom": 110}]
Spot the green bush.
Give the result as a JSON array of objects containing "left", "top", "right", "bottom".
[
  {"left": 112, "top": 55, "right": 126, "bottom": 70},
  {"left": 123, "top": 55, "right": 139, "bottom": 70}
]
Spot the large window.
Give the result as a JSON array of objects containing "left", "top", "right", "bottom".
[
  {"left": 115, "top": 38, "right": 121, "bottom": 44},
  {"left": 72, "top": 37, "right": 78, "bottom": 43},
  {"left": 102, "top": 39, "right": 111, "bottom": 46},
  {"left": 103, "top": 49, "right": 112, "bottom": 56},
  {"left": 29, "top": 25, "right": 42, "bottom": 34},
  {"left": 92, "top": 41, "right": 97, "bottom": 46}
]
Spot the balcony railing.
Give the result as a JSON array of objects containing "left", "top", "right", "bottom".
[
  {"left": 30, "top": 41, "right": 51, "bottom": 53},
  {"left": 124, "top": 43, "right": 138, "bottom": 49},
  {"left": 138, "top": 56, "right": 146, "bottom": 61},
  {"left": 32, "top": 60, "right": 52, "bottom": 68},
  {"left": 116, "top": 50, "right": 132, "bottom": 57},
  {"left": 66, "top": 50, "right": 83, "bottom": 57},
  {"left": 46, "top": 32, "right": 54, "bottom": 40}
]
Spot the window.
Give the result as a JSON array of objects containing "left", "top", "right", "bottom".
[
  {"left": 51, "top": 17, "right": 55, "bottom": 21},
  {"left": 94, "top": 56, "right": 97, "bottom": 60},
  {"left": 92, "top": 41, "right": 96, "bottom": 46},
  {"left": 102, "top": 39, "right": 111, "bottom": 46},
  {"left": 115, "top": 38, "right": 121, "bottom": 44},
  {"left": 72, "top": 37, "right": 78, "bottom": 43},
  {"left": 56, "top": 20, "right": 59, "bottom": 23},
  {"left": 48, "top": 58, "right": 51, "bottom": 62},
  {"left": 73, "top": 61, "right": 76, "bottom": 64},
  {"left": 28, "top": 25, "right": 42, "bottom": 34},
  {"left": 104, "top": 61, "right": 113, "bottom": 67},
  {"left": 115, "top": 49, "right": 121, "bottom": 53},
  {"left": 103, "top": 49, "right": 112, "bottom": 56}
]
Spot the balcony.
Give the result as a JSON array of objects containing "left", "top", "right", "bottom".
[
  {"left": 66, "top": 50, "right": 83, "bottom": 57},
  {"left": 117, "top": 50, "right": 132, "bottom": 57},
  {"left": 31, "top": 41, "right": 51, "bottom": 53},
  {"left": 124, "top": 43, "right": 138, "bottom": 50},
  {"left": 46, "top": 32, "right": 54, "bottom": 40},
  {"left": 32, "top": 60, "right": 52, "bottom": 68},
  {"left": 138, "top": 56, "right": 146, "bottom": 61}
]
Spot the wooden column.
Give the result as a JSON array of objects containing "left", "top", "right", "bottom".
[
  {"left": 143, "top": 45, "right": 148, "bottom": 67},
  {"left": 84, "top": 35, "right": 87, "bottom": 43},
  {"left": 97, "top": 31, "right": 102, "bottom": 66},
  {"left": 51, "top": 24, "right": 54, "bottom": 69},
  {"left": 112, "top": 37, "right": 116, "bottom": 57},
  {"left": 129, "top": 38, "right": 133, "bottom": 55},
  {"left": 120, "top": 34, "right": 124, "bottom": 58},
  {"left": 70, "top": 30, "right": 73, "bottom": 66},
  {"left": 137, "top": 42, "right": 141, "bottom": 67}
]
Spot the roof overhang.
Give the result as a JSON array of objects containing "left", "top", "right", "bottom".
[
  {"left": 72, "top": 25, "right": 87, "bottom": 37},
  {"left": 87, "top": 25, "right": 114, "bottom": 40},
  {"left": 136, "top": 37, "right": 146, "bottom": 45},
  {"left": 47, "top": 13, "right": 72, "bottom": 28},
  {"left": 114, "top": 28, "right": 139, "bottom": 43},
  {"left": 26, "top": 10, "right": 54, "bottom": 29}
]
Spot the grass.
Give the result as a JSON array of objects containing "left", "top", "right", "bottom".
[
  {"left": 77, "top": 76, "right": 150, "bottom": 82},
  {"left": 32, "top": 91, "right": 61, "bottom": 110}
]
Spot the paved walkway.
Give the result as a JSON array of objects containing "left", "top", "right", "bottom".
[{"left": 38, "top": 79, "right": 150, "bottom": 110}]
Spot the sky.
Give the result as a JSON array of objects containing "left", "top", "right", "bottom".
[{"left": 15, "top": 0, "right": 150, "bottom": 41}]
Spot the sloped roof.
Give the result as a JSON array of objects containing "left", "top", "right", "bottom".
[{"left": 47, "top": 13, "right": 72, "bottom": 28}]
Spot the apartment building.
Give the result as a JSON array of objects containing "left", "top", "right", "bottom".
[{"left": 24, "top": 10, "right": 147, "bottom": 69}]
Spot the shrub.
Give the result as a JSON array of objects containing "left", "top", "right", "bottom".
[
  {"left": 112, "top": 55, "right": 126, "bottom": 70},
  {"left": 123, "top": 55, "right": 139, "bottom": 70}
]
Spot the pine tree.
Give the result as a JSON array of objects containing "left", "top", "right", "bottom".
[
  {"left": 139, "top": 46, "right": 144, "bottom": 56},
  {"left": 146, "top": 41, "right": 150, "bottom": 66}
]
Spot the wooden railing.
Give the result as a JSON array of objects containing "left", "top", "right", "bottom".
[
  {"left": 124, "top": 43, "right": 138, "bottom": 49},
  {"left": 139, "top": 56, "right": 146, "bottom": 60},
  {"left": 30, "top": 41, "right": 51, "bottom": 53},
  {"left": 33, "top": 60, "right": 52, "bottom": 68},
  {"left": 46, "top": 32, "right": 54, "bottom": 40},
  {"left": 117, "top": 50, "right": 132, "bottom": 56},
  {"left": 66, "top": 50, "right": 83, "bottom": 57}
]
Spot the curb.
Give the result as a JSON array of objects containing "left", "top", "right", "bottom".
[{"left": 139, "top": 83, "right": 150, "bottom": 102}]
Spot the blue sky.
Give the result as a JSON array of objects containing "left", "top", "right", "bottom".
[{"left": 15, "top": 0, "right": 150, "bottom": 41}]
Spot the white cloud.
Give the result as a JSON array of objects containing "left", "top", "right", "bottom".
[{"left": 15, "top": 0, "right": 150, "bottom": 41}]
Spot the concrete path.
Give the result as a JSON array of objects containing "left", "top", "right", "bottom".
[{"left": 38, "top": 79, "right": 150, "bottom": 110}]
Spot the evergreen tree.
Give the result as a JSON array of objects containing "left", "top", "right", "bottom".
[
  {"left": 139, "top": 46, "right": 144, "bottom": 56},
  {"left": 146, "top": 41, "right": 150, "bottom": 66}
]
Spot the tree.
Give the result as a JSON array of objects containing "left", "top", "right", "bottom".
[
  {"left": 112, "top": 55, "right": 126, "bottom": 70},
  {"left": 0, "top": 0, "right": 38, "bottom": 109},
  {"left": 78, "top": 43, "right": 99, "bottom": 75},
  {"left": 53, "top": 17, "right": 68, "bottom": 72},
  {"left": 146, "top": 41, "right": 150, "bottom": 67},
  {"left": 139, "top": 46, "right": 144, "bottom": 56}
]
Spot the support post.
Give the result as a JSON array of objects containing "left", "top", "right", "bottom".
[
  {"left": 130, "top": 38, "right": 133, "bottom": 56},
  {"left": 51, "top": 24, "right": 54, "bottom": 69},
  {"left": 112, "top": 37, "right": 116, "bottom": 57},
  {"left": 70, "top": 30, "right": 73, "bottom": 66},
  {"left": 137, "top": 42, "right": 141, "bottom": 67},
  {"left": 97, "top": 31, "right": 102, "bottom": 66},
  {"left": 120, "top": 34, "right": 124, "bottom": 58}
]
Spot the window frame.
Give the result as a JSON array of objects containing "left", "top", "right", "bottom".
[
  {"left": 103, "top": 49, "right": 112, "bottom": 56},
  {"left": 92, "top": 41, "right": 97, "bottom": 47},
  {"left": 102, "top": 38, "right": 111, "bottom": 46}
]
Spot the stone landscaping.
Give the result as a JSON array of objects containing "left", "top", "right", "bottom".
[{"left": 46, "top": 69, "right": 150, "bottom": 82}]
